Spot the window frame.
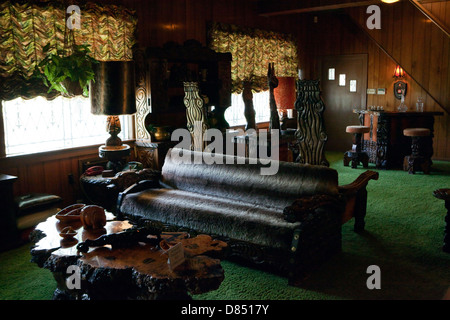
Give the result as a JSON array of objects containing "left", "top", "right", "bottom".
[{"left": 0, "top": 97, "right": 135, "bottom": 158}]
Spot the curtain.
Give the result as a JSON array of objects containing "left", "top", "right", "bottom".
[
  {"left": 0, "top": 0, "right": 137, "bottom": 100},
  {"left": 207, "top": 22, "right": 298, "bottom": 94}
]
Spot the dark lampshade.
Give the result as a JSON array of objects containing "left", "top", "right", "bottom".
[{"left": 90, "top": 61, "right": 137, "bottom": 115}]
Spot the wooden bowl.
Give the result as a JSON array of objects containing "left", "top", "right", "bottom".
[
  {"left": 56, "top": 204, "right": 86, "bottom": 222},
  {"left": 59, "top": 226, "right": 77, "bottom": 239}
]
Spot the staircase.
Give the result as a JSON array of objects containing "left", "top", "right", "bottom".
[{"left": 345, "top": 0, "right": 449, "bottom": 114}]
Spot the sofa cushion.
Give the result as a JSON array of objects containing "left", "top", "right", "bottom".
[
  {"left": 120, "top": 188, "right": 302, "bottom": 249},
  {"left": 161, "top": 148, "right": 339, "bottom": 210}
]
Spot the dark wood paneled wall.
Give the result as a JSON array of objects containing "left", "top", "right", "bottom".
[
  {"left": 0, "top": 146, "right": 99, "bottom": 206},
  {"left": 114, "top": 0, "right": 449, "bottom": 160},
  {"left": 121, "top": 0, "right": 303, "bottom": 47},
  {"left": 297, "top": 6, "right": 449, "bottom": 160},
  {"left": 343, "top": 1, "right": 449, "bottom": 159},
  {"left": 0, "top": 0, "right": 304, "bottom": 204},
  {"left": 1, "top": 0, "right": 449, "bottom": 206},
  {"left": 421, "top": 0, "right": 450, "bottom": 30},
  {"left": 0, "top": 142, "right": 138, "bottom": 206}
]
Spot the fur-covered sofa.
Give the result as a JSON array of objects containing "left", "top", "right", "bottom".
[{"left": 116, "top": 148, "right": 378, "bottom": 285}]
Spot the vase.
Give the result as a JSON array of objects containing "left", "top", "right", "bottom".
[
  {"left": 397, "top": 95, "right": 408, "bottom": 112},
  {"left": 416, "top": 97, "right": 424, "bottom": 112},
  {"left": 152, "top": 126, "right": 171, "bottom": 141}
]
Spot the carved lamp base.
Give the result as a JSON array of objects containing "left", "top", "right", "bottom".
[{"left": 99, "top": 144, "right": 131, "bottom": 172}]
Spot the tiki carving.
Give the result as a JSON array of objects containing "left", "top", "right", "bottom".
[
  {"left": 242, "top": 80, "right": 256, "bottom": 131},
  {"left": 267, "top": 63, "right": 280, "bottom": 131},
  {"left": 183, "top": 82, "right": 208, "bottom": 150},
  {"left": 294, "top": 79, "right": 329, "bottom": 166},
  {"left": 133, "top": 47, "right": 151, "bottom": 141},
  {"left": 376, "top": 115, "right": 389, "bottom": 169}
]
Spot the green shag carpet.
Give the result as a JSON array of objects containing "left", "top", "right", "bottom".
[{"left": 1, "top": 152, "right": 449, "bottom": 300}]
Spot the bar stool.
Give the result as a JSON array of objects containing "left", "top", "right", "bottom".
[
  {"left": 403, "top": 128, "right": 431, "bottom": 174},
  {"left": 344, "top": 125, "right": 370, "bottom": 169}
]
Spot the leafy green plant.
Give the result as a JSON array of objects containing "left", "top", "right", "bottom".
[{"left": 37, "top": 42, "right": 98, "bottom": 97}]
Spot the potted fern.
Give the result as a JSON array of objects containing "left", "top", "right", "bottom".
[{"left": 37, "top": 42, "right": 98, "bottom": 97}]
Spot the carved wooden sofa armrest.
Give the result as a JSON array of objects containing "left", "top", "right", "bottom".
[
  {"left": 283, "top": 194, "right": 345, "bottom": 286},
  {"left": 115, "top": 177, "right": 161, "bottom": 220},
  {"left": 338, "top": 170, "right": 379, "bottom": 232},
  {"left": 106, "top": 169, "right": 161, "bottom": 193}
]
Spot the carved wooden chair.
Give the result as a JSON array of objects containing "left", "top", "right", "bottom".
[
  {"left": 292, "top": 79, "right": 329, "bottom": 166},
  {"left": 267, "top": 63, "right": 280, "bottom": 130},
  {"left": 183, "top": 81, "right": 208, "bottom": 151},
  {"left": 242, "top": 80, "right": 256, "bottom": 131}
]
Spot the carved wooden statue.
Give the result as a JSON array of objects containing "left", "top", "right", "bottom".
[
  {"left": 293, "top": 79, "right": 329, "bottom": 166},
  {"left": 242, "top": 80, "right": 256, "bottom": 131},
  {"left": 105, "top": 116, "right": 122, "bottom": 146},
  {"left": 267, "top": 63, "right": 280, "bottom": 130},
  {"left": 183, "top": 82, "right": 208, "bottom": 150}
]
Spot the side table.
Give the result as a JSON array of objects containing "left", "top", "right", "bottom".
[
  {"left": 0, "top": 174, "right": 19, "bottom": 251},
  {"left": 80, "top": 168, "right": 160, "bottom": 212},
  {"left": 30, "top": 214, "right": 227, "bottom": 300},
  {"left": 433, "top": 189, "right": 450, "bottom": 253}
]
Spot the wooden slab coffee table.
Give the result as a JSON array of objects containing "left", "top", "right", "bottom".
[{"left": 30, "top": 213, "right": 227, "bottom": 300}]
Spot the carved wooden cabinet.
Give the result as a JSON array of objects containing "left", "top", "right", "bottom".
[
  {"left": 135, "top": 40, "right": 232, "bottom": 135},
  {"left": 133, "top": 41, "right": 232, "bottom": 168},
  {"left": 134, "top": 140, "right": 177, "bottom": 171}
]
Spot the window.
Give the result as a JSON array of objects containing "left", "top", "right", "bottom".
[
  {"left": 208, "top": 22, "right": 297, "bottom": 128},
  {"left": 208, "top": 22, "right": 298, "bottom": 93},
  {"left": 225, "top": 91, "right": 270, "bottom": 127},
  {"left": 2, "top": 96, "right": 132, "bottom": 156}
]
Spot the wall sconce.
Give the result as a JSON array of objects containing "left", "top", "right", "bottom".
[{"left": 393, "top": 65, "right": 407, "bottom": 100}]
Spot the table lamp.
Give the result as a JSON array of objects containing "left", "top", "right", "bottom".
[{"left": 90, "top": 61, "right": 136, "bottom": 172}]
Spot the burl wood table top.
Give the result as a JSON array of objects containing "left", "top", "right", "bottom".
[{"left": 30, "top": 213, "right": 227, "bottom": 300}]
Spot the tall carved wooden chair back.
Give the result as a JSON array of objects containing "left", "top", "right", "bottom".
[
  {"left": 242, "top": 80, "right": 256, "bottom": 131},
  {"left": 293, "top": 79, "right": 329, "bottom": 166},
  {"left": 183, "top": 81, "right": 208, "bottom": 151},
  {"left": 267, "top": 63, "right": 280, "bottom": 130}
]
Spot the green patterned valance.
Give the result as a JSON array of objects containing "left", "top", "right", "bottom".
[
  {"left": 0, "top": 0, "right": 137, "bottom": 100},
  {"left": 207, "top": 22, "right": 298, "bottom": 94}
]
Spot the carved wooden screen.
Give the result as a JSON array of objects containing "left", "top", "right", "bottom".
[
  {"left": 293, "top": 79, "right": 329, "bottom": 166},
  {"left": 133, "top": 48, "right": 150, "bottom": 141}
]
